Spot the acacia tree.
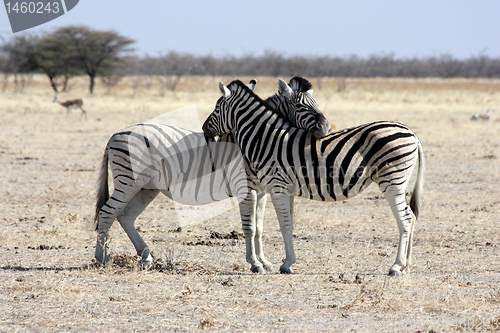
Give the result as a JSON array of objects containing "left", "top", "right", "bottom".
[
  {"left": 29, "top": 34, "right": 83, "bottom": 93},
  {"left": 50, "top": 26, "right": 135, "bottom": 93}
]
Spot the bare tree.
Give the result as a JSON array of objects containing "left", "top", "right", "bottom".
[
  {"left": 0, "top": 34, "right": 38, "bottom": 92},
  {"left": 119, "top": 51, "right": 500, "bottom": 79}
]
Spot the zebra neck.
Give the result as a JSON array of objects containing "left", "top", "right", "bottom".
[
  {"left": 233, "top": 90, "right": 288, "bottom": 130},
  {"left": 232, "top": 99, "right": 289, "bottom": 158},
  {"left": 265, "top": 94, "right": 289, "bottom": 119},
  {"left": 226, "top": 83, "right": 292, "bottom": 158}
]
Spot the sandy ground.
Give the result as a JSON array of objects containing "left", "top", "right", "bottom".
[{"left": 1, "top": 75, "right": 499, "bottom": 332}]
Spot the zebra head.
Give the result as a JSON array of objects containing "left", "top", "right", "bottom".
[
  {"left": 203, "top": 79, "right": 257, "bottom": 138},
  {"left": 203, "top": 81, "right": 232, "bottom": 138},
  {"left": 277, "top": 77, "right": 331, "bottom": 138}
]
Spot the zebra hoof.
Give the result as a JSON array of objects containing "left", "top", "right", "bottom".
[
  {"left": 95, "top": 233, "right": 112, "bottom": 266},
  {"left": 251, "top": 265, "right": 266, "bottom": 274},
  {"left": 388, "top": 270, "right": 402, "bottom": 277},
  {"left": 95, "top": 246, "right": 112, "bottom": 266},
  {"left": 265, "top": 265, "right": 276, "bottom": 273},
  {"left": 95, "top": 255, "right": 113, "bottom": 267},
  {"left": 140, "top": 248, "right": 153, "bottom": 268},
  {"left": 103, "top": 257, "right": 113, "bottom": 267},
  {"left": 140, "top": 260, "right": 153, "bottom": 270},
  {"left": 279, "top": 266, "right": 293, "bottom": 274}
]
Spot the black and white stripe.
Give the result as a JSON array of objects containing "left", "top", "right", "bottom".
[
  {"left": 94, "top": 78, "right": 331, "bottom": 268},
  {"left": 203, "top": 80, "right": 425, "bottom": 276},
  {"left": 268, "top": 76, "right": 331, "bottom": 138}
]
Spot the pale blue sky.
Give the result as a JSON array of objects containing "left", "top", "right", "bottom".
[{"left": 1, "top": 0, "right": 499, "bottom": 59}]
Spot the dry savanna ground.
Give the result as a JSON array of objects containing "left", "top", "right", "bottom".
[{"left": 1, "top": 75, "right": 499, "bottom": 332}]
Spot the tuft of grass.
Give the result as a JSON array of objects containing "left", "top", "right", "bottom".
[
  {"left": 152, "top": 245, "right": 185, "bottom": 273},
  {"left": 110, "top": 253, "right": 138, "bottom": 269}
]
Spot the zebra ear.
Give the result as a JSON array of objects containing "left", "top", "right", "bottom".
[
  {"left": 219, "top": 82, "right": 231, "bottom": 98},
  {"left": 278, "top": 78, "right": 293, "bottom": 99},
  {"left": 247, "top": 79, "right": 257, "bottom": 91}
]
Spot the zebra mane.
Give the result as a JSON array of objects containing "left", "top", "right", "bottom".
[
  {"left": 288, "top": 76, "right": 313, "bottom": 93},
  {"left": 227, "top": 80, "right": 293, "bottom": 128},
  {"left": 265, "top": 76, "right": 314, "bottom": 112},
  {"left": 227, "top": 80, "right": 277, "bottom": 113},
  {"left": 264, "top": 93, "right": 285, "bottom": 111}
]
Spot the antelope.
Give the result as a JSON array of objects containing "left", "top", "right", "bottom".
[
  {"left": 53, "top": 94, "right": 87, "bottom": 119},
  {"left": 471, "top": 109, "right": 493, "bottom": 121}
]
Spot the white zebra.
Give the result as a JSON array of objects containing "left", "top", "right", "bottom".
[
  {"left": 203, "top": 80, "right": 426, "bottom": 276},
  {"left": 94, "top": 77, "right": 331, "bottom": 269}
]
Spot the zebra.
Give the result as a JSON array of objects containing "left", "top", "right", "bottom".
[
  {"left": 94, "top": 77, "right": 331, "bottom": 270},
  {"left": 202, "top": 80, "right": 426, "bottom": 276}
]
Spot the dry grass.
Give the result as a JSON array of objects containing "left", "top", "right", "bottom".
[{"left": 1, "top": 75, "right": 499, "bottom": 332}]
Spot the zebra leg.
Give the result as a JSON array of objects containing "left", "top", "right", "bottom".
[
  {"left": 95, "top": 231, "right": 112, "bottom": 266},
  {"left": 239, "top": 190, "right": 265, "bottom": 273},
  {"left": 406, "top": 211, "right": 417, "bottom": 268},
  {"left": 95, "top": 181, "right": 147, "bottom": 265},
  {"left": 117, "top": 189, "right": 160, "bottom": 266},
  {"left": 383, "top": 190, "right": 415, "bottom": 276},
  {"left": 254, "top": 192, "right": 274, "bottom": 272},
  {"left": 95, "top": 196, "right": 128, "bottom": 266},
  {"left": 271, "top": 192, "right": 296, "bottom": 274}
]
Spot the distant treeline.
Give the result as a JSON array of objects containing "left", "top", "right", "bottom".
[
  {"left": 123, "top": 51, "right": 500, "bottom": 79},
  {"left": 1, "top": 25, "right": 499, "bottom": 93}
]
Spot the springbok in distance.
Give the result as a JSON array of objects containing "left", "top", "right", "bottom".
[
  {"left": 471, "top": 109, "right": 494, "bottom": 121},
  {"left": 53, "top": 94, "right": 87, "bottom": 119}
]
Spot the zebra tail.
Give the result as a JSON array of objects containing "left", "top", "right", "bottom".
[
  {"left": 94, "top": 148, "right": 110, "bottom": 231},
  {"left": 409, "top": 142, "right": 426, "bottom": 219}
]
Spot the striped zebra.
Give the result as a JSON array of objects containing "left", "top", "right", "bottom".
[
  {"left": 94, "top": 77, "right": 331, "bottom": 268},
  {"left": 202, "top": 80, "right": 425, "bottom": 276}
]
